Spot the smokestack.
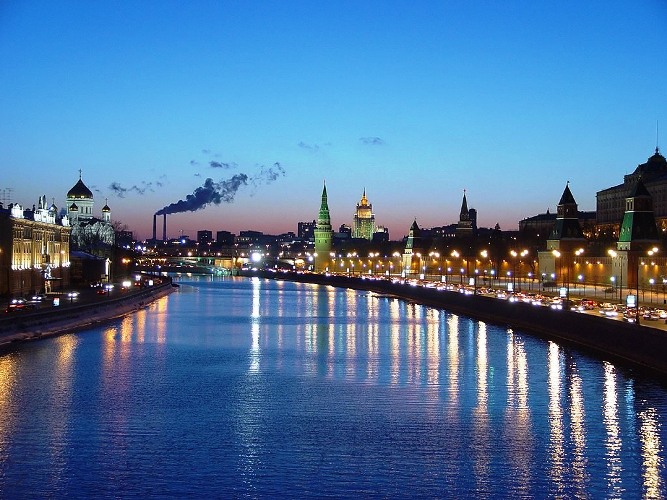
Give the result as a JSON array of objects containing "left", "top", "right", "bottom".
[
  {"left": 163, "top": 213, "right": 167, "bottom": 241},
  {"left": 152, "top": 214, "right": 157, "bottom": 241}
]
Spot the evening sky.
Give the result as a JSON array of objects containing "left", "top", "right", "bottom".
[{"left": 1, "top": 1, "right": 665, "bottom": 239}]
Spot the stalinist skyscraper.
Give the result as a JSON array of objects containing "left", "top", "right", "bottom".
[
  {"left": 314, "top": 182, "right": 333, "bottom": 272},
  {"left": 352, "top": 189, "right": 375, "bottom": 240}
]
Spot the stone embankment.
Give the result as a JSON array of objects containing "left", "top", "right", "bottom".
[
  {"left": 0, "top": 281, "right": 176, "bottom": 347},
  {"left": 252, "top": 270, "right": 667, "bottom": 382}
]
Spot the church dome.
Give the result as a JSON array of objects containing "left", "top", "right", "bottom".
[
  {"left": 67, "top": 178, "right": 93, "bottom": 199},
  {"left": 102, "top": 203, "right": 111, "bottom": 212}
]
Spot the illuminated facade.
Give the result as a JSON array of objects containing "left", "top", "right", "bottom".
[
  {"left": 0, "top": 198, "right": 71, "bottom": 296},
  {"left": 66, "top": 173, "right": 115, "bottom": 250},
  {"left": 352, "top": 189, "right": 375, "bottom": 240}
]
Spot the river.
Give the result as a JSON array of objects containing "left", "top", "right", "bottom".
[{"left": 0, "top": 275, "right": 665, "bottom": 498}]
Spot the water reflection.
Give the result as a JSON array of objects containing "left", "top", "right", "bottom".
[
  {"left": 473, "top": 322, "right": 490, "bottom": 492},
  {"left": 447, "top": 315, "right": 460, "bottom": 405},
  {"left": 249, "top": 277, "right": 260, "bottom": 374},
  {"left": 568, "top": 360, "right": 589, "bottom": 496},
  {"left": 603, "top": 362, "right": 623, "bottom": 496},
  {"left": 0, "top": 354, "right": 17, "bottom": 468},
  {"left": 505, "top": 329, "right": 533, "bottom": 495},
  {"left": 639, "top": 405, "right": 663, "bottom": 497},
  {"left": 547, "top": 341, "right": 565, "bottom": 493},
  {"left": 1, "top": 276, "right": 666, "bottom": 498}
]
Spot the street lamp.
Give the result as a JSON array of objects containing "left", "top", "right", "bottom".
[
  {"left": 429, "top": 251, "right": 440, "bottom": 281},
  {"left": 415, "top": 252, "right": 423, "bottom": 279},
  {"left": 640, "top": 247, "right": 659, "bottom": 313},
  {"left": 649, "top": 278, "right": 655, "bottom": 303},
  {"left": 608, "top": 249, "right": 621, "bottom": 303},
  {"left": 552, "top": 250, "right": 564, "bottom": 298},
  {"left": 451, "top": 250, "right": 460, "bottom": 283},
  {"left": 392, "top": 251, "right": 401, "bottom": 277}
]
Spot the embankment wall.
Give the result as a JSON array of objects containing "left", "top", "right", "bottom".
[{"left": 0, "top": 282, "right": 175, "bottom": 346}]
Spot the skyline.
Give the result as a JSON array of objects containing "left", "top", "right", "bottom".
[{"left": 1, "top": 1, "right": 666, "bottom": 240}]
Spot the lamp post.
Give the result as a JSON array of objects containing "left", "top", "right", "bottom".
[
  {"left": 574, "top": 248, "right": 585, "bottom": 294},
  {"left": 552, "top": 250, "right": 564, "bottom": 299},
  {"left": 392, "top": 252, "right": 401, "bottom": 277},
  {"left": 415, "top": 252, "right": 423, "bottom": 280},
  {"left": 608, "top": 249, "right": 621, "bottom": 303},
  {"left": 429, "top": 251, "right": 440, "bottom": 282},
  {"left": 649, "top": 278, "right": 655, "bottom": 303},
  {"left": 451, "top": 250, "right": 460, "bottom": 283},
  {"left": 641, "top": 247, "right": 659, "bottom": 314},
  {"left": 480, "top": 250, "right": 488, "bottom": 286}
]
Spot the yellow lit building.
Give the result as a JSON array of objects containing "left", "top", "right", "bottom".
[
  {"left": 0, "top": 198, "right": 71, "bottom": 296},
  {"left": 352, "top": 189, "right": 375, "bottom": 240}
]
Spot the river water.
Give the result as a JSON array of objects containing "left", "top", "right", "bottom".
[{"left": 0, "top": 276, "right": 665, "bottom": 498}]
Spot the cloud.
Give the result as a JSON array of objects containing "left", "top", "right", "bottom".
[
  {"left": 359, "top": 136, "right": 384, "bottom": 146},
  {"left": 209, "top": 161, "right": 238, "bottom": 169},
  {"left": 190, "top": 160, "right": 199, "bottom": 166},
  {"left": 251, "top": 162, "right": 286, "bottom": 186},
  {"left": 109, "top": 181, "right": 153, "bottom": 198},
  {"left": 298, "top": 141, "right": 320, "bottom": 152}
]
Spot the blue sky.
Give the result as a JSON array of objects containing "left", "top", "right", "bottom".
[{"left": 1, "top": 1, "right": 666, "bottom": 240}]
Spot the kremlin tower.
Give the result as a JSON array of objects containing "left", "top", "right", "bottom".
[{"left": 314, "top": 182, "right": 333, "bottom": 272}]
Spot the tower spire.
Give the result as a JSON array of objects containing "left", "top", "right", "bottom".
[{"left": 314, "top": 180, "right": 333, "bottom": 271}]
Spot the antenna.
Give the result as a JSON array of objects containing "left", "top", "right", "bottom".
[
  {"left": 0, "top": 187, "right": 13, "bottom": 205},
  {"left": 657, "top": 120, "right": 660, "bottom": 153}
]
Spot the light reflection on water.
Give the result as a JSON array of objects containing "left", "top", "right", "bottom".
[{"left": 0, "top": 275, "right": 665, "bottom": 498}]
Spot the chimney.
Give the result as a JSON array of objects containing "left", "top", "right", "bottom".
[
  {"left": 152, "top": 214, "right": 157, "bottom": 241},
  {"left": 163, "top": 213, "right": 167, "bottom": 241}
]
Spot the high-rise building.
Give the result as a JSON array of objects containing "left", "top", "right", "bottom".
[
  {"left": 336, "top": 224, "right": 352, "bottom": 240},
  {"left": 216, "top": 230, "right": 234, "bottom": 245},
  {"left": 197, "top": 230, "right": 213, "bottom": 245},
  {"left": 314, "top": 182, "right": 333, "bottom": 271},
  {"left": 352, "top": 189, "right": 375, "bottom": 240},
  {"left": 298, "top": 220, "right": 316, "bottom": 241}
]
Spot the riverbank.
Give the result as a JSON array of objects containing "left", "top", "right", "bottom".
[
  {"left": 0, "top": 281, "right": 176, "bottom": 347},
  {"left": 251, "top": 269, "right": 667, "bottom": 382}
]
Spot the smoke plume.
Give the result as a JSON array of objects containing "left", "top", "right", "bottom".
[{"left": 155, "top": 174, "right": 248, "bottom": 215}]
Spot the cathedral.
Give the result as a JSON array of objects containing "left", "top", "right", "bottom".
[{"left": 66, "top": 172, "right": 115, "bottom": 251}]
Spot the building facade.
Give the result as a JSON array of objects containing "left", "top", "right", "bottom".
[
  {"left": 596, "top": 148, "right": 667, "bottom": 236},
  {"left": 352, "top": 189, "right": 376, "bottom": 240},
  {"left": 0, "top": 198, "right": 71, "bottom": 296}
]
